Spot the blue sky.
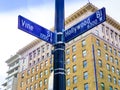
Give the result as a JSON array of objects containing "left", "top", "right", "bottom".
[
  {"left": 0, "top": 0, "right": 120, "bottom": 89},
  {"left": 0, "top": 0, "right": 27, "bottom": 12},
  {"left": 0, "top": 0, "right": 53, "bottom": 12}
]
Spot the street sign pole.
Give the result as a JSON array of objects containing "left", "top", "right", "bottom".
[{"left": 53, "top": 0, "right": 66, "bottom": 90}]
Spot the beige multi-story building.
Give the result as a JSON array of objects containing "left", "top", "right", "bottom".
[
  {"left": 2, "top": 54, "right": 20, "bottom": 90},
  {"left": 3, "top": 3, "right": 120, "bottom": 90},
  {"left": 17, "top": 39, "right": 53, "bottom": 90}
]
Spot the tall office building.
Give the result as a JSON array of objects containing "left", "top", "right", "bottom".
[
  {"left": 2, "top": 54, "right": 20, "bottom": 90},
  {"left": 13, "top": 3, "right": 120, "bottom": 90}
]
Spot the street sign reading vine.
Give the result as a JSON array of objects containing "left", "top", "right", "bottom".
[{"left": 18, "top": 15, "right": 55, "bottom": 44}]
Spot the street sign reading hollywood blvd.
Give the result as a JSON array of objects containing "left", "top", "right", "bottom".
[
  {"left": 18, "top": 15, "right": 55, "bottom": 44},
  {"left": 64, "top": 7, "right": 106, "bottom": 43}
]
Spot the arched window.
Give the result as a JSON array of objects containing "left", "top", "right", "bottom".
[
  {"left": 101, "top": 83, "right": 105, "bottom": 90},
  {"left": 109, "top": 86, "right": 113, "bottom": 90}
]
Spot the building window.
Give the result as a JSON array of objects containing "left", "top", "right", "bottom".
[
  {"left": 40, "top": 63, "right": 43, "bottom": 69},
  {"left": 46, "top": 43, "right": 49, "bottom": 50},
  {"left": 34, "top": 83, "right": 38, "bottom": 89},
  {"left": 37, "top": 58, "right": 40, "bottom": 62},
  {"left": 119, "top": 35, "right": 120, "bottom": 42},
  {"left": 26, "top": 87, "right": 29, "bottom": 90},
  {"left": 72, "top": 45, "right": 76, "bottom": 52},
  {"left": 72, "top": 55, "right": 76, "bottom": 62},
  {"left": 20, "top": 82, "right": 24, "bottom": 87},
  {"left": 73, "top": 87, "right": 78, "bottom": 90},
  {"left": 100, "top": 71, "right": 103, "bottom": 78},
  {"left": 31, "top": 76, "right": 34, "bottom": 82},
  {"left": 66, "top": 58, "right": 70, "bottom": 65},
  {"left": 7, "top": 79, "right": 12, "bottom": 86},
  {"left": 73, "top": 76, "right": 77, "bottom": 84},
  {"left": 46, "top": 52, "right": 50, "bottom": 57},
  {"left": 36, "top": 65, "right": 39, "bottom": 71},
  {"left": 84, "top": 83, "right": 89, "bottom": 90},
  {"left": 66, "top": 48, "right": 70, "bottom": 55},
  {"left": 37, "top": 47, "right": 40, "bottom": 55},
  {"left": 66, "top": 78, "right": 70, "bottom": 86},
  {"left": 102, "top": 24, "right": 105, "bottom": 32},
  {"left": 44, "top": 88, "right": 47, "bottom": 90},
  {"left": 114, "top": 49, "right": 117, "bottom": 55},
  {"left": 95, "top": 30, "right": 99, "bottom": 35},
  {"left": 97, "top": 49, "right": 101, "bottom": 56},
  {"left": 114, "top": 88, "right": 118, "bottom": 90},
  {"left": 108, "top": 74, "right": 112, "bottom": 82},
  {"left": 22, "top": 58, "right": 25, "bottom": 64},
  {"left": 118, "top": 70, "right": 120, "bottom": 76},
  {"left": 41, "top": 45, "right": 45, "bottom": 53},
  {"left": 33, "top": 50, "right": 36, "bottom": 58},
  {"left": 44, "top": 78, "right": 48, "bottom": 85},
  {"left": 39, "top": 81, "right": 42, "bottom": 87},
  {"left": 104, "top": 44, "right": 107, "bottom": 50},
  {"left": 82, "top": 40, "right": 86, "bottom": 47},
  {"left": 41, "top": 55, "right": 44, "bottom": 60},
  {"left": 106, "top": 27, "right": 109, "bottom": 35},
  {"left": 96, "top": 39, "right": 100, "bottom": 46},
  {"left": 50, "top": 66, "right": 53, "bottom": 73},
  {"left": 115, "top": 58, "right": 119, "bottom": 65},
  {"left": 106, "top": 63, "right": 110, "bottom": 71},
  {"left": 29, "top": 63, "right": 31, "bottom": 67},
  {"left": 27, "top": 78, "right": 30, "bottom": 84},
  {"left": 35, "top": 74, "right": 38, "bottom": 80},
  {"left": 115, "top": 33, "right": 118, "bottom": 41},
  {"left": 32, "top": 68, "right": 34, "bottom": 74},
  {"left": 40, "top": 72, "right": 43, "bottom": 78},
  {"left": 105, "top": 53, "right": 109, "bottom": 60},
  {"left": 113, "top": 77, "right": 117, "bottom": 84},
  {"left": 109, "top": 86, "right": 113, "bottom": 90},
  {"left": 109, "top": 46, "right": 112, "bottom": 53},
  {"left": 50, "top": 58, "right": 53, "bottom": 64},
  {"left": 66, "top": 68, "right": 70, "bottom": 75},
  {"left": 116, "top": 69, "right": 119, "bottom": 75},
  {"left": 30, "top": 85, "right": 33, "bottom": 90},
  {"left": 29, "top": 53, "right": 32, "bottom": 60},
  {"left": 45, "top": 60, "right": 48, "bottom": 66},
  {"left": 33, "top": 60, "right": 36, "bottom": 64},
  {"left": 21, "top": 73, "right": 24, "bottom": 78},
  {"left": 112, "top": 66, "right": 115, "bottom": 73},
  {"left": 84, "top": 71, "right": 88, "bottom": 80},
  {"left": 44, "top": 69, "right": 48, "bottom": 75},
  {"left": 118, "top": 51, "right": 120, "bottom": 57},
  {"left": 118, "top": 79, "right": 120, "bottom": 86},
  {"left": 110, "top": 56, "right": 114, "bottom": 63},
  {"left": 98, "top": 59, "right": 102, "bottom": 67},
  {"left": 110, "top": 30, "right": 113, "bottom": 38},
  {"left": 73, "top": 65, "right": 77, "bottom": 73},
  {"left": 82, "top": 50, "right": 87, "bottom": 57},
  {"left": 83, "top": 60, "right": 87, "bottom": 68},
  {"left": 101, "top": 83, "right": 105, "bottom": 90}
]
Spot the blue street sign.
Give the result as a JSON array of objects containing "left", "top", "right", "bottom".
[
  {"left": 18, "top": 15, "right": 55, "bottom": 44},
  {"left": 64, "top": 7, "right": 106, "bottom": 43}
]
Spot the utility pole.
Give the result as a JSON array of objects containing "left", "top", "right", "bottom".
[{"left": 53, "top": 0, "right": 66, "bottom": 90}]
